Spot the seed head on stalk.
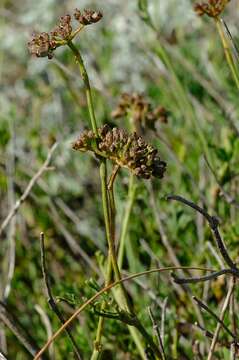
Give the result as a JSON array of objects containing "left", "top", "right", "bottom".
[
  {"left": 112, "top": 93, "right": 169, "bottom": 132},
  {"left": 28, "top": 8, "right": 102, "bottom": 59},
  {"left": 194, "top": 0, "right": 230, "bottom": 18},
  {"left": 72, "top": 125, "right": 167, "bottom": 180}
]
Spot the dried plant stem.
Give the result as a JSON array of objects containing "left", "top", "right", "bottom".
[
  {"left": 167, "top": 195, "right": 238, "bottom": 274},
  {"left": 193, "top": 296, "right": 236, "bottom": 341},
  {"left": 118, "top": 174, "right": 137, "bottom": 270},
  {"left": 0, "top": 301, "right": 46, "bottom": 358},
  {"left": 215, "top": 18, "right": 239, "bottom": 90},
  {"left": 207, "top": 278, "right": 235, "bottom": 360},
  {"left": 33, "top": 265, "right": 216, "bottom": 360},
  {"left": 67, "top": 41, "right": 98, "bottom": 135},
  {"left": 40, "top": 233, "right": 83, "bottom": 360},
  {"left": 148, "top": 307, "right": 166, "bottom": 360},
  {"left": 0, "top": 143, "right": 58, "bottom": 237},
  {"left": 3, "top": 120, "right": 16, "bottom": 300},
  {"left": 35, "top": 305, "right": 54, "bottom": 359}
]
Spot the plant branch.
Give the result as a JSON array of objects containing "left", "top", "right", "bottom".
[
  {"left": 148, "top": 307, "right": 166, "bottom": 360},
  {"left": 33, "top": 265, "right": 216, "bottom": 360},
  {"left": 167, "top": 195, "right": 238, "bottom": 273},
  {"left": 171, "top": 269, "right": 235, "bottom": 284},
  {"left": 207, "top": 278, "right": 235, "bottom": 360},
  {"left": 40, "top": 233, "right": 83, "bottom": 360},
  {"left": 192, "top": 296, "right": 236, "bottom": 341},
  {"left": 67, "top": 41, "right": 98, "bottom": 135},
  {"left": 0, "top": 143, "right": 58, "bottom": 237}
]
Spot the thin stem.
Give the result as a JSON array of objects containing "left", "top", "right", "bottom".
[
  {"left": 101, "top": 165, "right": 158, "bottom": 357},
  {"left": 215, "top": 18, "right": 239, "bottom": 90},
  {"left": 171, "top": 269, "right": 235, "bottom": 284},
  {"left": 90, "top": 259, "right": 112, "bottom": 360},
  {"left": 118, "top": 174, "right": 137, "bottom": 270},
  {"left": 108, "top": 165, "right": 120, "bottom": 191},
  {"left": 207, "top": 279, "right": 235, "bottom": 360},
  {"left": 193, "top": 296, "right": 236, "bottom": 340},
  {"left": 40, "top": 233, "right": 83, "bottom": 360},
  {"left": 34, "top": 265, "right": 216, "bottom": 360},
  {"left": 0, "top": 301, "right": 46, "bottom": 358},
  {"left": 148, "top": 307, "right": 166, "bottom": 360},
  {"left": 67, "top": 41, "right": 98, "bottom": 135},
  {"left": 100, "top": 161, "right": 122, "bottom": 284},
  {"left": 67, "top": 41, "right": 147, "bottom": 359},
  {"left": 167, "top": 195, "right": 238, "bottom": 273},
  {"left": 0, "top": 143, "right": 58, "bottom": 237}
]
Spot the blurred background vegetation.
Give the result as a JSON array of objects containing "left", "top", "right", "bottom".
[{"left": 1, "top": 0, "right": 239, "bottom": 359}]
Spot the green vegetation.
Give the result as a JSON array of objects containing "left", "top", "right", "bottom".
[{"left": 1, "top": 1, "right": 239, "bottom": 359}]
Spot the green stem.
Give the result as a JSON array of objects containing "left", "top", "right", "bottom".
[
  {"left": 118, "top": 174, "right": 137, "bottom": 270},
  {"left": 99, "top": 161, "right": 125, "bottom": 294},
  {"left": 90, "top": 259, "right": 112, "bottom": 360},
  {"left": 68, "top": 41, "right": 160, "bottom": 359},
  {"left": 67, "top": 41, "right": 98, "bottom": 135},
  {"left": 215, "top": 18, "right": 239, "bottom": 90}
]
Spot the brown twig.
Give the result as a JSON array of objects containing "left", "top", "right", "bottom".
[
  {"left": 33, "top": 265, "right": 216, "bottom": 360},
  {"left": 148, "top": 306, "right": 166, "bottom": 360},
  {"left": 172, "top": 268, "right": 235, "bottom": 284},
  {"left": 0, "top": 143, "right": 58, "bottom": 237},
  {"left": 0, "top": 301, "right": 46, "bottom": 358},
  {"left": 192, "top": 296, "right": 236, "bottom": 341},
  {"left": 167, "top": 195, "right": 239, "bottom": 275},
  {"left": 40, "top": 233, "right": 83, "bottom": 360},
  {"left": 35, "top": 305, "right": 54, "bottom": 359},
  {"left": 207, "top": 278, "right": 235, "bottom": 360}
]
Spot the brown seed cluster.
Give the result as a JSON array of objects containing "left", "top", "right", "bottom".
[
  {"left": 112, "top": 93, "right": 169, "bottom": 132},
  {"left": 27, "top": 32, "right": 56, "bottom": 59},
  {"left": 74, "top": 9, "right": 103, "bottom": 25},
  {"left": 72, "top": 125, "right": 166, "bottom": 179},
  {"left": 194, "top": 0, "right": 230, "bottom": 18},
  {"left": 51, "top": 14, "right": 73, "bottom": 41},
  {"left": 28, "top": 9, "right": 102, "bottom": 59}
]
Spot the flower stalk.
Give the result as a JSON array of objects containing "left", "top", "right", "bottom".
[{"left": 67, "top": 41, "right": 98, "bottom": 135}]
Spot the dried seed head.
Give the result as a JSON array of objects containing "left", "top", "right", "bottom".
[
  {"left": 194, "top": 0, "right": 230, "bottom": 18},
  {"left": 74, "top": 9, "right": 103, "bottom": 25},
  {"left": 112, "top": 93, "right": 169, "bottom": 132},
  {"left": 28, "top": 32, "right": 56, "bottom": 59},
  {"left": 28, "top": 8, "right": 102, "bottom": 59},
  {"left": 51, "top": 14, "right": 72, "bottom": 41},
  {"left": 72, "top": 125, "right": 166, "bottom": 180}
]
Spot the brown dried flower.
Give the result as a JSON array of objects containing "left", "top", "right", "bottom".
[
  {"left": 73, "top": 125, "right": 166, "bottom": 179},
  {"left": 28, "top": 9, "right": 102, "bottom": 59},
  {"left": 51, "top": 15, "right": 72, "bottom": 41},
  {"left": 27, "top": 32, "right": 56, "bottom": 59},
  {"left": 74, "top": 9, "right": 103, "bottom": 25},
  {"left": 194, "top": 0, "right": 230, "bottom": 18},
  {"left": 112, "top": 93, "right": 169, "bottom": 133}
]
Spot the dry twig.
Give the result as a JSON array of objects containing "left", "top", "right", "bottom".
[
  {"left": 40, "top": 233, "right": 83, "bottom": 360},
  {"left": 0, "top": 143, "right": 58, "bottom": 237}
]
